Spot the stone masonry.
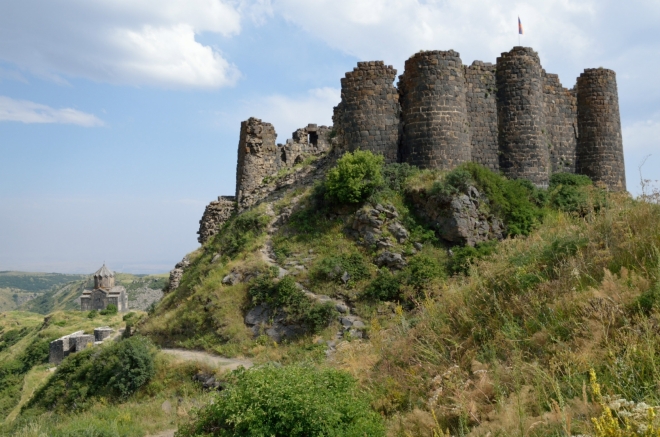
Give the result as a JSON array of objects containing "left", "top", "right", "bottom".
[
  {"left": 235, "top": 118, "right": 332, "bottom": 211},
  {"left": 197, "top": 196, "right": 235, "bottom": 245},
  {"left": 399, "top": 50, "right": 471, "bottom": 169},
  {"left": 333, "top": 61, "right": 400, "bottom": 163},
  {"left": 576, "top": 68, "right": 626, "bottom": 191},
  {"left": 464, "top": 61, "right": 499, "bottom": 171},
  {"left": 49, "top": 331, "right": 95, "bottom": 365},
  {"left": 543, "top": 72, "right": 578, "bottom": 174},
  {"left": 496, "top": 47, "right": 551, "bottom": 188},
  {"left": 218, "top": 45, "right": 626, "bottom": 244}
]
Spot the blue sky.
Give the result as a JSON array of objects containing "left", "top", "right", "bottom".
[{"left": 1, "top": 0, "right": 659, "bottom": 274}]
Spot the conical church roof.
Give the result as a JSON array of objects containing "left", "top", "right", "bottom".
[{"left": 93, "top": 264, "right": 114, "bottom": 278}]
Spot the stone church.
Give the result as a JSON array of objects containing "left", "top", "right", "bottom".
[{"left": 80, "top": 264, "right": 128, "bottom": 312}]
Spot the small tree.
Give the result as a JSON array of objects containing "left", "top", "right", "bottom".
[{"left": 325, "top": 150, "right": 384, "bottom": 204}]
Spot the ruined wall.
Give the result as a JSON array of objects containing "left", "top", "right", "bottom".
[
  {"left": 464, "top": 61, "right": 499, "bottom": 171},
  {"left": 399, "top": 50, "right": 471, "bottom": 169},
  {"left": 197, "top": 196, "right": 236, "bottom": 245},
  {"left": 543, "top": 72, "right": 578, "bottom": 174},
  {"left": 235, "top": 119, "right": 333, "bottom": 211},
  {"left": 235, "top": 118, "right": 279, "bottom": 211},
  {"left": 496, "top": 47, "right": 550, "bottom": 187},
  {"left": 576, "top": 68, "right": 626, "bottom": 191},
  {"left": 333, "top": 61, "right": 400, "bottom": 163}
]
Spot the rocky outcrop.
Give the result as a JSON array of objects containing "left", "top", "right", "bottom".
[
  {"left": 407, "top": 186, "right": 503, "bottom": 246},
  {"left": 165, "top": 256, "right": 190, "bottom": 293},
  {"left": 244, "top": 304, "right": 306, "bottom": 343},
  {"left": 197, "top": 196, "right": 236, "bottom": 245},
  {"left": 348, "top": 203, "right": 408, "bottom": 249}
]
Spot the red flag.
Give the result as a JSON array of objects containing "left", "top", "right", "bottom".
[{"left": 518, "top": 17, "right": 524, "bottom": 35}]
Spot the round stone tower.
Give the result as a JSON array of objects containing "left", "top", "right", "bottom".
[
  {"left": 496, "top": 47, "right": 550, "bottom": 187},
  {"left": 332, "top": 61, "right": 400, "bottom": 163},
  {"left": 398, "top": 50, "right": 471, "bottom": 169},
  {"left": 576, "top": 68, "right": 626, "bottom": 191},
  {"left": 94, "top": 264, "right": 115, "bottom": 289}
]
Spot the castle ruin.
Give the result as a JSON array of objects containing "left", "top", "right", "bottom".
[{"left": 197, "top": 45, "right": 626, "bottom": 243}]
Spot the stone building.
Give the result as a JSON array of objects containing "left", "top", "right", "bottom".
[
  {"left": 193, "top": 45, "right": 627, "bottom": 251},
  {"left": 80, "top": 264, "right": 128, "bottom": 312}
]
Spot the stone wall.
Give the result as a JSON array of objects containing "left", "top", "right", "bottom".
[
  {"left": 333, "top": 61, "right": 400, "bottom": 163},
  {"left": 464, "top": 61, "right": 499, "bottom": 171},
  {"left": 543, "top": 72, "right": 578, "bottom": 174},
  {"left": 235, "top": 118, "right": 333, "bottom": 212},
  {"left": 576, "top": 68, "right": 626, "bottom": 191},
  {"left": 197, "top": 196, "right": 236, "bottom": 245},
  {"left": 496, "top": 47, "right": 550, "bottom": 188},
  {"left": 399, "top": 50, "right": 471, "bottom": 169}
]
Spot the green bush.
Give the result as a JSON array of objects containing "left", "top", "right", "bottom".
[
  {"left": 248, "top": 275, "right": 334, "bottom": 334},
  {"left": 213, "top": 209, "right": 270, "bottom": 258},
  {"left": 176, "top": 364, "right": 385, "bottom": 437},
  {"left": 401, "top": 254, "right": 446, "bottom": 290},
  {"left": 431, "top": 168, "right": 473, "bottom": 197},
  {"left": 87, "top": 309, "right": 98, "bottom": 319},
  {"left": 549, "top": 172, "right": 595, "bottom": 214},
  {"left": 313, "top": 253, "right": 371, "bottom": 286},
  {"left": 458, "top": 163, "right": 546, "bottom": 237},
  {"left": 325, "top": 150, "right": 384, "bottom": 204},
  {"left": 448, "top": 241, "right": 499, "bottom": 275},
  {"left": 26, "top": 336, "right": 156, "bottom": 412},
  {"left": 99, "top": 304, "right": 117, "bottom": 315},
  {"left": 363, "top": 268, "right": 402, "bottom": 301},
  {"left": 381, "top": 162, "right": 419, "bottom": 192}
]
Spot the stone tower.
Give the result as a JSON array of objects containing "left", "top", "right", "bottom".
[
  {"left": 398, "top": 50, "right": 471, "bottom": 169},
  {"left": 93, "top": 264, "right": 115, "bottom": 289},
  {"left": 235, "top": 118, "right": 278, "bottom": 210},
  {"left": 496, "top": 47, "right": 550, "bottom": 187},
  {"left": 333, "top": 61, "right": 400, "bottom": 163},
  {"left": 543, "top": 72, "right": 578, "bottom": 174},
  {"left": 576, "top": 68, "right": 626, "bottom": 191}
]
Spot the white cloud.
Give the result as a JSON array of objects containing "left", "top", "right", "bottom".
[
  {"left": 0, "top": 96, "right": 104, "bottom": 127},
  {"left": 623, "top": 113, "right": 660, "bottom": 152},
  {"left": 239, "top": 87, "right": 340, "bottom": 141},
  {"left": 0, "top": 0, "right": 242, "bottom": 88}
]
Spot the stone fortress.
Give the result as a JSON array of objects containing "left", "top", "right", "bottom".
[{"left": 196, "top": 45, "right": 626, "bottom": 245}]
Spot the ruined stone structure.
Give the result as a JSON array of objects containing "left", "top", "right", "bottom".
[
  {"left": 49, "top": 330, "right": 94, "bottom": 364},
  {"left": 197, "top": 196, "right": 235, "bottom": 245},
  {"left": 196, "top": 45, "right": 626, "bottom": 251},
  {"left": 235, "top": 118, "right": 332, "bottom": 211},
  {"left": 334, "top": 45, "right": 625, "bottom": 191},
  {"left": 576, "top": 68, "right": 626, "bottom": 190},
  {"left": 80, "top": 264, "right": 128, "bottom": 312},
  {"left": 496, "top": 47, "right": 551, "bottom": 187},
  {"left": 332, "top": 61, "right": 400, "bottom": 163},
  {"left": 399, "top": 50, "right": 471, "bottom": 170}
]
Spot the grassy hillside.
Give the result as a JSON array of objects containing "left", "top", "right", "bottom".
[
  {"left": 140, "top": 156, "right": 660, "bottom": 436},
  {"left": 0, "top": 272, "right": 87, "bottom": 312}
]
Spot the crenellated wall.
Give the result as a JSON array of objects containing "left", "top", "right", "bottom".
[
  {"left": 398, "top": 50, "right": 471, "bottom": 169},
  {"left": 496, "top": 47, "right": 551, "bottom": 188},
  {"left": 464, "top": 61, "right": 499, "bottom": 171},
  {"left": 576, "top": 68, "right": 626, "bottom": 191},
  {"left": 543, "top": 72, "right": 578, "bottom": 174},
  {"left": 333, "top": 61, "right": 400, "bottom": 163}
]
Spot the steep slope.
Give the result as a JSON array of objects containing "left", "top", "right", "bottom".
[{"left": 140, "top": 153, "right": 660, "bottom": 435}]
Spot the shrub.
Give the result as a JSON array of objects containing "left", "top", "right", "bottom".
[
  {"left": 402, "top": 254, "right": 446, "bottom": 290},
  {"left": 213, "top": 209, "right": 270, "bottom": 258},
  {"left": 99, "top": 304, "right": 117, "bottom": 315},
  {"left": 549, "top": 172, "right": 596, "bottom": 214},
  {"left": 431, "top": 168, "right": 474, "bottom": 197},
  {"left": 448, "top": 241, "right": 499, "bottom": 276},
  {"left": 363, "top": 268, "right": 402, "bottom": 301},
  {"left": 176, "top": 364, "right": 385, "bottom": 437},
  {"left": 248, "top": 275, "right": 334, "bottom": 334},
  {"left": 382, "top": 162, "right": 419, "bottom": 192},
  {"left": 26, "top": 336, "right": 156, "bottom": 412},
  {"left": 459, "top": 163, "right": 546, "bottom": 237},
  {"left": 87, "top": 309, "right": 98, "bottom": 319},
  {"left": 313, "top": 253, "right": 371, "bottom": 286},
  {"left": 325, "top": 150, "right": 384, "bottom": 204}
]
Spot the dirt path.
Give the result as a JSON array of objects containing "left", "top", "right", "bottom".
[{"left": 160, "top": 348, "right": 253, "bottom": 372}]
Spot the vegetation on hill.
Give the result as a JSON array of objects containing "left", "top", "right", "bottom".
[
  {"left": 137, "top": 152, "right": 660, "bottom": 435},
  {"left": 0, "top": 272, "right": 87, "bottom": 293},
  {"left": 5, "top": 152, "right": 660, "bottom": 436}
]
